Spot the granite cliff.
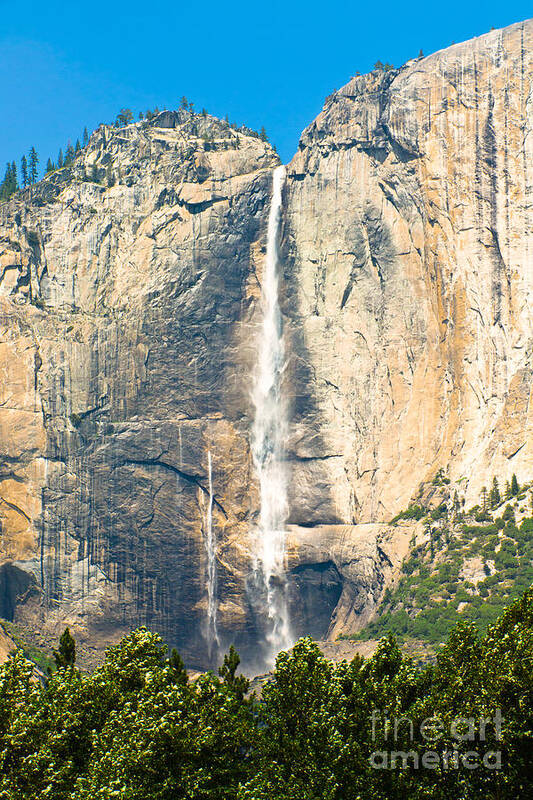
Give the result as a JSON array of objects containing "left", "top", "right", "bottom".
[
  {"left": 0, "top": 19, "right": 532, "bottom": 668},
  {"left": 283, "top": 17, "right": 533, "bottom": 637}
]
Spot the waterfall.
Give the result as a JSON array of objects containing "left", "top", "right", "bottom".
[
  {"left": 204, "top": 449, "right": 219, "bottom": 658},
  {"left": 250, "top": 164, "right": 292, "bottom": 664}
]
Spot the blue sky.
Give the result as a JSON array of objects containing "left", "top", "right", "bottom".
[{"left": 1, "top": 1, "right": 531, "bottom": 173}]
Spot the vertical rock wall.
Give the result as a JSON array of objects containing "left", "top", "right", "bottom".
[
  {"left": 284, "top": 19, "right": 533, "bottom": 526},
  {"left": 0, "top": 112, "right": 279, "bottom": 666}
]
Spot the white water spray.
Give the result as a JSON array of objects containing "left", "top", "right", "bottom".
[
  {"left": 251, "top": 164, "right": 292, "bottom": 662},
  {"left": 204, "top": 449, "right": 219, "bottom": 658}
]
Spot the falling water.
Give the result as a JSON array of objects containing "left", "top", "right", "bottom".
[
  {"left": 250, "top": 164, "right": 292, "bottom": 663},
  {"left": 204, "top": 449, "right": 219, "bottom": 658}
]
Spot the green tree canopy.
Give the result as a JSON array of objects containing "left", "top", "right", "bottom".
[{"left": 0, "top": 591, "right": 532, "bottom": 799}]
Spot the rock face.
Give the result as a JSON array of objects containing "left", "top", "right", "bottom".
[
  {"left": 0, "top": 112, "right": 281, "bottom": 667},
  {"left": 284, "top": 19, "right": 533, "bottom": 521},
  {"left": 1, "top": 20, "right": 533, "bottom": 668}
]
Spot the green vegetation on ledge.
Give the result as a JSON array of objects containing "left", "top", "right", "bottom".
[
  {"left": 1, "top": 620, "right": 56, "bottom": 675},
  {"left": 351, "top": 474, "right": 533, "bottom": 645}
]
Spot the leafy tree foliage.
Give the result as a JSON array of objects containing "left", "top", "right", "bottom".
[{"left": 0, "top": 591, "right": 532, "bottom": 799}]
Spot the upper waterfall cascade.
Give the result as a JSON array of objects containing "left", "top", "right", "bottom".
[{"left": 250, "top": 164, "right": 292, "bottom": 665}]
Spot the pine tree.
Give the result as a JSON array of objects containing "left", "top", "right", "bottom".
[
  {"left": 2, "top": 162, "right": 11, "bottom": 199},
  {"left": 64, "top": 142, "right": 75, "bottom": 166},
  {"left": 138, "top": 111, "right": 144, "bottom": 120},
  {"left": 29, "top": 147, "right": 39, "bottom": 183},
  {"left": 116, "top": 108, "right": 133, "bottom": 127},
  {"left": 45, "top": 158, "right": 54, "bottom": 173},
  {"left": 169, "top": 647, "right": 188, "bottom": 686},
  {"left": 2, "top": 161, "right": 18, "bottom": 199},
  {"left": 481, "top": 486, "right": 487, "bottom": 510},
  {"left": 453, "top": 490, "right": 460, "bottom": 518},
  {"left": 511, "top": 473, "right": 519, "bottom": 496},
  {"left": 57, "top": 148, "right": 64, "bottom": 168},
  {"left": 489, "top": 476, "right": 501, "bottom": 508},
  {"left": 82, "top": 126, "right": 89, "bottom": 146},
  {"left": 0, "top": 163, "right": 7, "bottom": 200},
  {"left": 11, "top": 160, "right": 18, "bottom": 193},
  {"left": 0, "top": 162, "right": 18, "bottom": 200},
  {"left": 505, "top": 480, "right": 512, "bottom": 500},
  {"left": 219, "top": 645, "right": 249, "bottom": 701},
  {"left": 75, "top": 139, "right": 81, "bottom": 154},
  {"left": 21, "top": 154, "right": 28, "bottom": 187},
  {"left": 180, "top": 96, "right": 188, "bottom": 109},
  {"left": 53, "top": 627, "right": 76, "bottom": 668},
  {"left": 259, "top": 126, "right": 268, "bottom": 142}
]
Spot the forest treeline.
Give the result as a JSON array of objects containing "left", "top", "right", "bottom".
[
  {"left": 0, "top": 132, "right": 87, "bottom": 202},
  {"left": 0, "top": 588, "right": 532, "bottom": 799}
]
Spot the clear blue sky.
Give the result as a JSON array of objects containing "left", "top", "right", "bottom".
[{"left": 1, "top": 1, "right": 531, "bottom": 173}]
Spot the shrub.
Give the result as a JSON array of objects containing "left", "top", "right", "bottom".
[{"left": 391, "top": 504, "right": 426, "bottom": 523}]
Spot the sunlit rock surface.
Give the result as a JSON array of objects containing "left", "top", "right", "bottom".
[{"left": 284, "top": 18, "right": 533, "bottom": 523}]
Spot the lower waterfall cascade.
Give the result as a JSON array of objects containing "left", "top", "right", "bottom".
[{"left": 204, "top": 450, "right": 219, "bottom": 658}]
